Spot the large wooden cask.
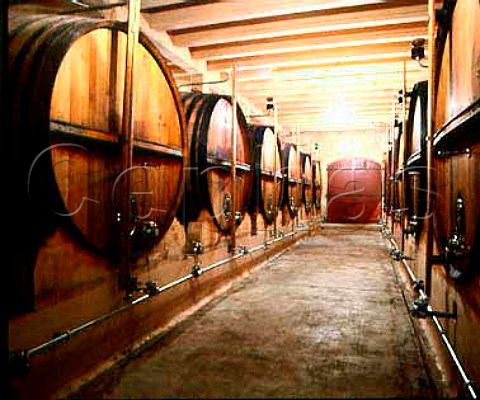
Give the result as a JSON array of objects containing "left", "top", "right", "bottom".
[
  {"left": 300, "top": 152, "right": 313, "bottom": 215},
  {"left": 432, "top": 0, "right": 480, "bottom": 278},
  {"left": 8, "top": 14, "right": 186, "bottom": 255},
  {"left": 179, "top": 92, "right": 253, "bottom": 233},
  {"left": 393, "top": 121, "right": 406, "bottom": 218},
  {"left": 312, "top": 159, "right": 322, "bottom": 212},
  {"left": 434, "top": 0, "right": 480, "bottom": 140},
  {"left": 248, "top": 125, "right": 283, "bottom": 225},
  {"left": 405, "top": 81, "right": 428, "bottom": 234},
  {"left": 281, "top": 142, "right": 302, "bottom": 218}
]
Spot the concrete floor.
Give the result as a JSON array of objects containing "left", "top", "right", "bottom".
[{"left": 72, "top": 228, "right": 435, "bottom": 399}]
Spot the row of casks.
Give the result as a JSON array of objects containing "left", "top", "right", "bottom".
[
  {"left": 248, "top": 124, "right": 322, "bottom": 226},
  {"left": 388, "top": 0, "right": 479, "bottom": 277},
  {"left": 7, "top": 14, "right": 321, "bottom": 263},
  {"left": 179, "top": 92, "right": 321, "bottom": 234}
]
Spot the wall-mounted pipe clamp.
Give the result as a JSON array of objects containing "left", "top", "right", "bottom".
[
  {"left": 391, "top": 249, "right": 404, "bottom": 261},
  {"left": 411, "top": 297, "right": 457, "bottom": 319},
  {"left": 144, "top": 281, "right": 161, "bottom": 296}
]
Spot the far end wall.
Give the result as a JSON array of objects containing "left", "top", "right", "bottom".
[{"left": 289, "top": 127, "right": 389, "bottom": 220}]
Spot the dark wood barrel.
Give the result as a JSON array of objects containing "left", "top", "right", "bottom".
[
  {"left": 8, "top": 14, "right": 186, "bottom": 254},
  {"left": 178, "top": 92, "right": 253, "bottom": 233},
  {"left": 393, "top": 121, "right": 406, "bottom": 217},
  {"left": 281, "top": 142, "right": 302, "bottom": 217},
  {"left": 406, "top": 81, "right": 428, "bottom": 166},
  {"left": 431, "top": 0, "right": 480, "bottom": 277},
  {"left": 405, "top": 81, "right": 428, "bottom": 233},
  {"left": 300, "top": 152, "right": 313, "bottom": 214},
  {"left": 312, "top": 159, "right": 322, "bottom": 211},
  {"left": 434, "top": 0, "right": 480, "bottom": 144},
  {"left": 248, "top": 125, "right": 283, "bottom": 225}
]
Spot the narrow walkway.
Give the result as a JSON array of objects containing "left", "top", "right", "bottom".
[{"left": 73, "top": 229, "right": 435, "bottom": 399}]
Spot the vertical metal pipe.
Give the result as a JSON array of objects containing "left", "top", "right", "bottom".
[
  {"left": 425, "top": 0, "right": 436, "bottom": 296},
  {"left": 400, "top": 61, "right": 407, "bottom": 252},
  {"left": 390, "top": 101, "right": 396, "bottom": 236},
  {"left": 295, "top": 124, "right": 300, "bottom": 228},
  {"left": 273, "top": 100, "right": 278, "bottom": 236},
  {"left": 230, "top": 66, "right": 237, "bottom": 251},
  {"left": 119, "top": 0, "right": 141, "bottom": 288},
  {"left": 381, "top": 159, "right": 386, "bottom": 224},
  {"left": 1, "top": 1, "right": 10, "bottom": 396}
]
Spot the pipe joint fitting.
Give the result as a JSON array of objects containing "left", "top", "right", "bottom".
[
  {"left": 239, "top": 245, "right": 249, "bottom": 255},
  {"left": 391, "top": 249, "right": 403, "bottom": 261},
  {"left": 411, "top": 297, "right": 457, "bottom": 319},
  {"left": 413, "top": 279, "right": 425, "bottom": 292},
  {"left": 144, "top": 280, "right": 160, "bottom": 296},
  {"left": 192, "top": 264, "right": 203, "bottom": 278}
]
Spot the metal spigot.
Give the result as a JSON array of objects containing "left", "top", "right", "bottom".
[
  {"left": 430, "top": 194, "right": 469, "bottom": 279},
  {"left": 125, "top": 276, "right": 141, "bottom": 298},
  {"left": 235, "top": 211, "right": 242, "bottom": 224},
  {"left": 192, "top": 240, "right": 203, "bottom": 255},
  {"left": 266, "top": 194, "right": 274, "bottom": 216},
  {"left": 9, "top": 350, "right": 31, "bottom": 376},
  {"left": 223, "top": 193, "right": 232, "bottom": 222},
  {"left": 404, "top": 215, "right": 419, "bottom": 236}
]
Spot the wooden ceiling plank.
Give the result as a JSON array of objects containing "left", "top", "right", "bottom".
[
  {"left": 167, "top": 4, "right": 428, "bottom": 47},
  {"left": 236, "top": 71, "right": 427, "bottom": 91},
  {"left": 207, "top": 42, "right": 413, "bottom": 71},
  {"left": 234, "top": 60, "right": 425, "bottom": 82},
  {"left": 191, "top": 22, "right": 428, "bottom": 60},
  {"left": 142, "top": 0, "right": 400, "bottom": 29}
]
